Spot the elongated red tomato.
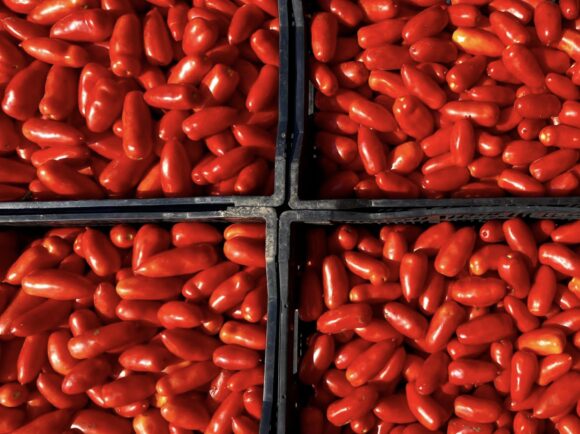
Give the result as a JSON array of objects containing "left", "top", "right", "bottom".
[
  {"left": 22, "top": 270, "right": 95, "bottom": 300},
  {"left": 161, "top": 328, "right": 220, "bottom": 361},
  {"left": 37, "top": 161, "right": 105, "bottom": 199},
  {"left": 101, "top": 375, "right": 156, "bottom": 408},
  {"left": 0, "top": 61, "right": 43, "bottom": 115},
  {"left": 135, "top": 244, "right": 218, "bottom": 277},
  {"left": 12, "top": 410, "right": 73, "bottom": 434},
  {"left": 435, "top": 227, "right": 476, "bottom": 277},
  {"left": 72, "top": 410, "right": 131, "bottom": 434},
  {"left": 206, "top": 391, "right": 244, "bottom": 434},
  {"left": 533, "top": 372, "right": 580, "bottom": 419},
  {"left": 62, "top": 357, "right": 111, "bottom": 394},
  {"left": 456, "top": 313, "right": 515, "bottom": 345},
  {"left": 110, "top": 14, "right": 142, "bottom": 77},
  {"left": 405, "top": 382, "right": 448, "bottom": 430},
  {"left": 358, "top": 126, "right": 387, "bottom": 175},
  {"left": 68, "top": 321, "right": 156, "bottom": 359},
  {"left": 224, "top": 237, "right": 265, "bottom": 268},
  {"left": 317, "top": 303, "right": 373, "bottom": 334},
  {"left": 327, "top": 385, "right": 378, "bottom": 426},
  {"left": 17, "top": 333, "right": 48, "bottom": 385},
  {"left": 161, "top": 395, "right": 210, "bottom": 431},
  {"left": 122, "top": 91, "right": 153, "bottom": 160}
]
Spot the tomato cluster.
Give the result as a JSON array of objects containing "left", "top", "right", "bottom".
[
  {"left": 297, "top": 219, "right": 580, "bottom": 433},
  {"left": 0, "top": 0, "right": 279, "bottom": 201},
  {"left": 308, "top": 0, "right": 580, "bottom": 199},
  {"left": 0, "top": 221, "right": 268, "bottom": 434}
]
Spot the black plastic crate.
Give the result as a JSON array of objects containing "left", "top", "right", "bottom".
[
  {"left": 288, "top": 0, "right": 580, "bottom": 210},
  {"left": 0, "top": 0, "right": 290, "bottom": 214},
  {"left": 0, "top": 207, "right": 278, "bottom": 434},
  {"left": 277, "top": 206, "right": 580, "bottom": 434}
]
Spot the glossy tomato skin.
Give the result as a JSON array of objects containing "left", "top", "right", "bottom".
[
  {"left": 122, "top": 91, "right": 153, "bottom": 160},
  {"left": 182, "top": 17, "right": 219, "bottom": 56},
  {"left": 183, "top": 107, "right": 239, "bottom": 141},
  {"left": 424, "top": 301, "right": 466, "bottom": 352},
  {"left": 50, "top": 9, "right": 113, "bottom": 42},
  {"left": 405, "top": 382, "right": 448, "bottom": 431},
  {"left": 556, "top": 415, "right": 580, "bottom": 434},
  {"left": 344, "top": 251, "right": 389, "bottom": 285},
  {"left": 135, "top": 244, "right": 218, "bottom": 277},
  {"left": 160, "top": 326, "right": 220, "bottom": 360},
  {"left": 47, "top": 329, "right": 77, "bottom": 376},
  {"left": 456, "top": 313, "right": 515, "bottom": 345},
  {"left": 209, "top": 270, "right": 256, "bottom": 313},
  {"left": 504, "top": 295, "right": 539, "bottom": 333},
  {"left": 503, "top": 219, "right": 538, "bottom": 266},
  {"left": 0, "top": 382, "right": 28, "bottom": 408},
  {"left": 399, "top": 252, "right": 428, "bottom": 301},
  {"left": 143, "top": 8, "right": 173, "bottom": 66},
  {"left": 156, "top": 361, "right": 219, "bottom": 396},
  {"left": 448, "top": 359, "right": 498, "bottom": 386},
  {"left": 383, "top": 302, "right": 428, "bottom": 340},
  {"left": 62, "top": 357, "right": 112, "bottom": 394},
  {"left": 415, "top": 351, "right": 449, "bottom": 396},
  {"left": 100, "top": 375, "right": 156, "bottom": 408},
  {"left": 435, "top": 227, "right": 476, "bottom": 277},
  {"left": 516, "top": 327, "right": 567, "bottom": 356},
  {"left": 110, "top": 14, "right": 142, "bottom": 77},
  {"left": 537, "top": 353, "right": 573, "bottom": 386},
  {"left": 299, "top": 334, "right": 335, "bottom": 385},
  {"left": 189, "top": 390, "right": 235, "bottom": 433},
  {"left": 166, "top": 407, "right": 210, "bottom": 433},
  {"left": 533, "top": 372, "right": 580, "bottom": 419},
  {"left": 454, "top": 395, "right": 502, "bottom": 424},
  {"left": 20, "top": 37, "right": 89, "bottom": 68},
  {"left": 326, "top": 385, "right": 378, "bottom": 427},
  {"left": 133, "top": 409, "right": 170, "bottom": 434},
  {"left": 4, "top": 243, "right": 66, "bottom": 286},
  {"left": 37, "top": 161, "right": 105, "bottom": 199},
  {"left": 351, "top": 97, "right": 398, "bottom": 133},
  {"left": 11, "top": 409, "right": 73, "bottom": 434},
  {"left": 21, "top": 269, "right": 94, "bottom": 300},
  {"left": 449, "top": 276, "right": 506, "bottom": 307},
  {"left": 347, "top": 340, "right": 397, "bottom": 387},
  {"left": 68, "top": 321, "right": 156, "bottom": 359},
  {"left": 82, "top": 228, "right": 122, "bottom": 277},
  {"left": 72, "top": 409, "right": 132, "bottom": 434},
  {"left": 17, "top": 332, "right": 48, "bottom": 385},
  {"left": 39, "top": 65, "right": 78, "bottom": 121},
  {"left": 539, "top": 243, "right": 580, "bottom": 277},
  {"left": 36, "top": 372, "right": 88, "bottom": 409},
  {"left": 0, "top": 406, "right": 26, "bottom": 433},
  {"left": 511, "top": 351, "right": 539, "bottom": 403},
  {"left": 502, "top": 45, "right": 545, "bottom": 89},
  {"left": 317, "top": 303, "right": 373, "bottom": 334},
  {"left": 2, "top": 61, "right": 50, "bottom": 121}
]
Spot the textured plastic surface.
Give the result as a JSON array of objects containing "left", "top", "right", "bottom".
[
  {"left": 277, "top": 206, "right": 580, "bottom": 434},
  {"left": 0, "top": 0, "right": 290, "bottom": 213},
  {"left": 287, "top": 0, "right": 580, "bottom": 210},
  {"left": 0, "top": 207, "right": 278, "bottom": 434}
]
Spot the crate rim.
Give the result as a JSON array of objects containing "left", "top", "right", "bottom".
[
  {"left": 0, "top": 0, "right": 290, "bottom": 213},
  {"left": 280, "top": 206, "right": 580, "bottom": 228},
  {"left": 288, "top": 195, "right": 580, "bottom": 210},
  {"left": 277, "top": 205, "right": 580, "bottom": 434},
  {"left": 0, "top": 207, "right": 278, "bottom": 434}
]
